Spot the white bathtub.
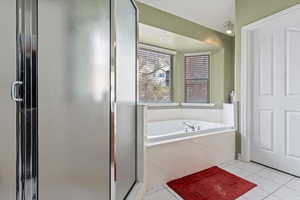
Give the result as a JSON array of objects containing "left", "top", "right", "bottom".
[
  {"left": 145, "top": 128, "right": 236, "bottom": 191},
  {"left": 139, "top": 104, "right": 237, "bottom": 191},
  {"left": 147, "top": 119, "right": 234, "bottom": 145}
]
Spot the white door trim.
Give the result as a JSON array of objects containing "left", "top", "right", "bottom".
[{"left": 240, "top": 3, "right": 300, "bottom": 162}]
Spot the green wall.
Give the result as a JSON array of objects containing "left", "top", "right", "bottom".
[
  {"left": 210, "top": 49, "right": 225, "bottom": 104},
  {"left": 172, "top": 50, "right": 226, "bottom": 104},
  {"left": 137, "top": 2, "right": 235, "bottom": 104},
  {"left": 172, "top": 52, "right": 185, "bottom": 102},
  {"left": 235, "top": 0, "right": 300, "bottom": 99}
]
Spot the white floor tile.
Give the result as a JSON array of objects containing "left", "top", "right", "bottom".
[
  {"left": 241, "top": 187, "right": 269, "bottom": 200},
  {"left": 222, "top": 165, "right": 253, "bottom": 179},
  {"left": 286, "top": 177, "right": 300, "bottom": 193},
  {"left": 233, "top": 161, "right": 265, "bottom": 174},
  {"left": 226, "top": 159, "right": 241, "bottom": 165},
  {"left": 272, "top": 187, "right": 300, "bottom": 200},
  {"left": 145, "top": 185, "right": 165, "bottom": 195},
  {"left": 246, "top": 174, "right": 281, "bottom": 192},
  {"left": 255, "top": 168, "right": 294, "bottom": 185},
  {"left": 144, "top": 188, "right": 177, "bottom": 200},
  {"left": 144, "top": 160, "right": 298, "bottom": 200},
  {"left": 165, "top": 186, "right": 183, "bottom": 200},
  {"left": 218, "top": 161, "right": 233, "bottom": 168},
  {"left": 235, "top": 196, "right": 247, "bottom": 200},
  {"left": 264, "top": 195, "right": 282, "bottom": 200}
]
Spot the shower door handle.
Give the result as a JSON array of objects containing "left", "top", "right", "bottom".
[{"left": 11, "top": 81, "right": 23, "bottom": 102}]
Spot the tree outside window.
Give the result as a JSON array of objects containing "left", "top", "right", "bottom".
[{"left": 137, "top": 48, "right": 172, "bottom": 103}]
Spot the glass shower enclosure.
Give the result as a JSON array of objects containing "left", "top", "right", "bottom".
[{"left": 0, "top": 0, "right": 138, "bottom": 199}]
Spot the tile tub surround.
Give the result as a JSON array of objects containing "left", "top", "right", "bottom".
[
  {"left": 147, "top": 107, "right": 223, "bottom": 123},
  {"left": 146, "top": 103, "right": 236, "bottom": 128},
  {"left": 144, "top": 131, "right": 236, "bottom": 191},
  {"left": 144, "top": 160, "right": 299, "bottom": 200}
]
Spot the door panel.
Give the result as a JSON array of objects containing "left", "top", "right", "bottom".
[
  {"left": 258, "top": 110, "right": 274, "bottom": 152},
  {"left": 115, "top": 0, "right": 137, "bottom": 199},
  {"left": 251, "top": 8, "right": 300, "bottom": 176},
  {"left": 286, "top": 111, "right": 300, "bottom": 159},
  {"left": 38, "top": 0, "right": 111, "bottom": 199},
  {"left": 259, "top": 36, "right": 274, "bottom": 96},
  {"left": 0, "top": 1, "right": 16, "bottom": 199},
  {"left": 286, "top": 29, "right": 300, "bottom": 95}
]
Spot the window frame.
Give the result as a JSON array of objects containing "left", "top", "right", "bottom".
[
  {"left": 184, "top": 52, "right": 211, "bottom": 103},
  {"left": 137, "top": 43, "right": 174, "bottom": 103}
]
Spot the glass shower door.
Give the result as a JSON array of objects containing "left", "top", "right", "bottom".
[
  {"left": 114, "top": 0, "right": 138, "bottom": 199},
  {"left": 0, "top": 0, "right": 138, "bottom": 199},
  {"left": 38, "top": 0, "right": 111, "bottom": 199}
]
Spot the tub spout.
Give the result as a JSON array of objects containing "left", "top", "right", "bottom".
[{"left": 183, "top": 121, "right": 196, "bottom": 131}]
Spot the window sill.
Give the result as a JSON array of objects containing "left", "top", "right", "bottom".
[
  {"left": 180, "top": 103, "right": 215, "bottom": 107},
  {"left": 138, "top": 102, "right": 216, "bottom": 109},
  {"left": 138, "top": 103, "right": 179, "bottom": 107}
]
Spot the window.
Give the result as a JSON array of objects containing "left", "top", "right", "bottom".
[
  {"left": 137, "top": 48, "right": 172, "bottom": 103},
  {"left": 185, "top": 54, "right": 210, "bottom": 103}
]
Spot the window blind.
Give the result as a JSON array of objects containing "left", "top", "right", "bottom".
[
  {"left": 185, "top": 54, "right": 209, "bottom": 103},
  {"left": 137, "top": 48, "right": 172, "bottom": 103}
]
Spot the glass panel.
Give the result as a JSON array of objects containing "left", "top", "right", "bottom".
[
  {"left": 185, "top": 55, "right": 209, "bottom": 79},
  {"left": 185, "top": 55, "right": 210, "bottom": 103},
  {"left": 38, "top": 0, "right": 111, "bottom": 199},
  {"left": 115, "top": 0, "right": 137, "bottom": 199},
  {"left": 138, "top": 49, "right": 172, "bottom": 103},
  {"left": 185, "top": 80, "right": 209, "bottom": 103}
]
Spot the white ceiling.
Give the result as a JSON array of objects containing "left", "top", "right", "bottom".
[
  {"left": 137, "top": 0, "right": 235, "bottom": 34},
  {"left": 139, "top": 23, "right": 221, "bottom": 53}
]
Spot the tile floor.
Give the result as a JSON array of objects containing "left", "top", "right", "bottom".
[{"left": 144, "top": 160, "right": 300, "bottom": 200}]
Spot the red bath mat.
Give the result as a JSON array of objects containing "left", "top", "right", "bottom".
[{"left": 167, "top": 166, "right": 256, "bottom": 200}]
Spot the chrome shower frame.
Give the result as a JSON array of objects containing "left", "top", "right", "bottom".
[{"left": 16, "top": 0, "right": 38, "bottom": 199}]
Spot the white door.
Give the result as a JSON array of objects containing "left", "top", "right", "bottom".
[{"left": 251, "top": 8, "right": 300, "bottom": 176}]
